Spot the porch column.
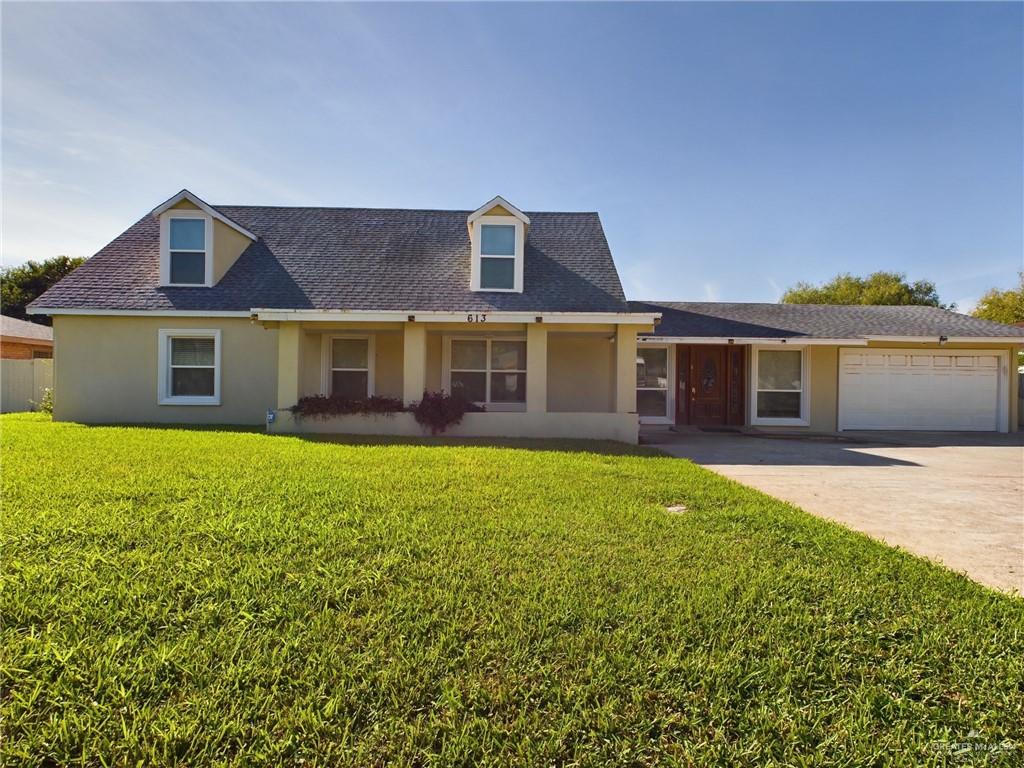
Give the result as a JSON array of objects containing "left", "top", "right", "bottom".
[
  {"left": 276, "top": 322, "right": 303, "bottom": 409},
  {"left": 526, "top": 323, "right": 548, "bottom": 412},
  {"left": 615, "top": 324, "right": 638, "bottom": 413},
  {"left": 402, "top": 322, "right": 427, "bottom": 406}
]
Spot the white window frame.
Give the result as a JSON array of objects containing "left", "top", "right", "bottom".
[
  {"left": 157, "top": 328, "right": 221, "bottom": 406},
  {"left": 160, "top": 210, "right": 214, "bottom": 287},
  {"left": 470, "top": 215, "right": 525, "bottom": 293},
  {"left": 442, "top": 336, "right": 527, "bottom": 412},
  {"left": 320, "top": 334, "right": 375, "bottom": 397},
  {"left": 636, "top": 343, "right": 675, "bottom": 425},
  {"left": 750, "top": 345, "right": 810, "bottom": 427}
]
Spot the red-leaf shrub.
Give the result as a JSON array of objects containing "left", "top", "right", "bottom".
[
  {"left": 410, "top": 391, "right": 484, "bottom": 434},
  {"left": 289, "top": 394, "right": 404, "bottom": 419}
]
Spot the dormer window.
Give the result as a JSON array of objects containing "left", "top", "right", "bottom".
[
  {"left": 158, "top": 209, "right": 213, "bottom": 287},
  {"left": 169, "top": 217, "right": 208, "bottom": 285},
  {"left": 480, "top": 224, "right": 516, "bottom": 289},
  {"left": 151, "top": 189, "right": 257, "bottom": 289},
  {"left": 468, "top": 196, "right": 530, "bottom": 293}
]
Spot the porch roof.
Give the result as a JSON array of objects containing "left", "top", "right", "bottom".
[{"left": 630, "top": 302, "right": 1024, "bottom": 343}]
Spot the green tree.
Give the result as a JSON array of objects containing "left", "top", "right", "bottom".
[
  {"left": 781, "top": 271, "right": 950, "bottom": 308},
  {"left": 1, "top": 256, "right": 87, "bottom": 326},
  {"left": 971, "top": 273, "right": 1024, "bottom": 325}
]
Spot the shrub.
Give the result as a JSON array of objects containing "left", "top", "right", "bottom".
[
  {"left": 30, "top": 387, "right": 53, "bottom": 415},
  {"left": 410, "top": 390, "right": 484, "bottom": 435},
  {"left": 289, "top": 394, "right": 404, "bottom": 419}
]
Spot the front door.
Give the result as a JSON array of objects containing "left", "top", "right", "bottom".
[
  {"left": 689, "top": 345, "right": 727, "bottom": 425},
  {"left": 676, "top": 345, "right": 745, "bottom": 427}
]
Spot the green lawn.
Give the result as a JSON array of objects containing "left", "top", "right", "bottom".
[{"left": 2, "top": 414, "right": 1022, "bottom": 766}]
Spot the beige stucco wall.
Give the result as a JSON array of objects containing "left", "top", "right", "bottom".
[
  {"left": 295, "top": 327, "right": 405, "bottom": 401},
  {"left": 807, "top": 345, "right": 839, "bottom": 432},
  {"left": 482, "top": 204, "right": 514, "bottom": 217},
  {"left": 425, "top": 333, "right": 443, "bottom": 392},
  {"left": 49, "top": 315, "right": 647, "bottom": 433},
  {"left": 212, "top": 220, "right": 252, "bottom": 284},
  {"left": 52, "top": 315, "right": 278, "bottom": 425},
  {"left": 547, "top": 334, "right": 615, "bottom": 412}
]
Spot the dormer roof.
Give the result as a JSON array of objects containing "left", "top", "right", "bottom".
[
  {"left": 467, "top": 195, "right": 530, "bottom": 228},
  {"left": 150, "top": 189, "right": 258, "bottom": 241}
]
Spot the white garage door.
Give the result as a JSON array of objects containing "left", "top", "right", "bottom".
[{"left": 839, "top": 349, "right": 1005, "bottom": 432}]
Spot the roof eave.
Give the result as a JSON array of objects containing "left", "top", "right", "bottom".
[
  {"left": 253, "top": 309, "right": 657, "bottom": 325},
  {"left": 864, "top": 335, "right": 1024, "bottom": 344},
  {"left": 639, "top": 335, "right": 869, "bottom": 346},
  {"left": 0, "top": 334, "right": 54, "bottom": 345}
]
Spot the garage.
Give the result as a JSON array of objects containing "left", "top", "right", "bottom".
[{"left": 838, "top": 349, "right": 1007, "bottom": 432}]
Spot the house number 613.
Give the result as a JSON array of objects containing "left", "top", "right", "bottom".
[{"left": 467, "top": 313, "right": 487, "bottom": 323}]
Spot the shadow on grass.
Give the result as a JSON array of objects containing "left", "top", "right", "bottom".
[
  {"left": 272, "top": 431, "right": 663, "bottom": 457},
  {"left": 26, "top": 416, "right": 662, "bottom": 457}
]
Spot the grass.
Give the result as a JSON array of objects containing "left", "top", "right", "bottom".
[{"left": 2, "top": 413, "right": 1022, "bottom": 766}]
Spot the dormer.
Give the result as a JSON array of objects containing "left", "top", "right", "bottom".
[
  {"left": 467, "top": 195, "right": 530, "bottom": 293},
  {"left": 151, "top": 189, "right": 256, "bottom": 288}
]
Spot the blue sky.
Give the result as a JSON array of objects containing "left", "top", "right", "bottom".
[{"left": 3, "top": 2, "right": 1021, "bottom": 309}]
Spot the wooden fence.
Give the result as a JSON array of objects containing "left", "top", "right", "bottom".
[{"left": 1, "top": 359, "right": 53, "bottom": 413}]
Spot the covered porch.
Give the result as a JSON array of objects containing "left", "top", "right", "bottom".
[{"left": 261, "top": 310, "right": 657, "bottom": 443}]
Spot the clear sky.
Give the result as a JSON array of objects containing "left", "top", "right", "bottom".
[{"left": 2, "top": 1, "right": 1021, "bottom": 309}]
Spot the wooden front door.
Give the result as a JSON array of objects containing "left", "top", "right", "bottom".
[
  {"left": 689, "top": 345, "right": 727, "bottom": 425},
  {"left": 676, "top": 345, "right": 745, "bottom": 427}
]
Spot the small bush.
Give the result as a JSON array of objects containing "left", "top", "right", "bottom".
[
  {"left": 30, "top": 387, "right": 53, "bottom": 415},
  {"left": 289, "top": 394, "right": 404, "bottom": 419},
  {"left": 410, "top": 390, "right": 484, "bottom": 435}
]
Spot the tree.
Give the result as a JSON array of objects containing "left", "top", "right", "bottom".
[
  {"left": 1, "top": 256, "right": 87, "bottom": 326},
  {"left": 971, "top": 273, "right": 1024, "bottom": 326},
  {"left": 780, "top": 271, "right": 951, "bottom": 308}
]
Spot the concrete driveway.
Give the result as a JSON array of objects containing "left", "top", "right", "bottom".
[{"left": 647, "top": 429, "right": 1024, "bottom": 594}]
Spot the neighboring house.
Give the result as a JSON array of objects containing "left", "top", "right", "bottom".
[
  {"left": 28, "top": 189, "right": 1024, "bottom": 441},
  {"left": 0, "top": 316, "right": 54, "bottom": 413},
  {"left": 0, "top": 316, "right": 53, "bottom": 359}
]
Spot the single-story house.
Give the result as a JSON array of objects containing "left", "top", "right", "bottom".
[
  {"left": 29, "top": 190, "right": 1024, "bottom": 442},
  {"left": 1, "top": 316, "right": 53, "bottom": 359}
]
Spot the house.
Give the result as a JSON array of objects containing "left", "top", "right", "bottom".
[
  {"left": 28, "top": 190, "right": 1024, "bottom": 441},
  {"left": 1, "top": 316, "right": 54, "bottom": 413},
  {"left": 1, "top": 316, "right": 53, "bottom": 359}
]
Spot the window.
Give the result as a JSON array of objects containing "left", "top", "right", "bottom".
[
  {"left": 448, "top": 338, "right": 526, "bottom": 408},
  {"left": 636, "top": 347, "right": 670, "bottom": 419},
  {"left": 169, "top": 218, "right": 207, "bottom": 284},
  {"left": 326, "top": 337, "right": 372, "bottom": 399},
  {"left": 752, "top": 347, "right": 807, "bottom": 424},
  {"left": 160, "top": 212, "right": 212, "bottom": 286},
  {"left": 479, "top": 225, "right": 516, "bottom": 290},
  {"left": 32, "top": 349, "right": 52, "bottom": 360},
  {"left": 157, "top": 329, "right": 221, "bottom": 405},
  {"left": 469, "top": 213, "right": 525, "bottom": 293}
]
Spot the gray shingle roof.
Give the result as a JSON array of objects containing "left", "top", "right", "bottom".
[
  {"left": 30, "top": 206, "right": 628, "bottom": 314},
  {"left": 631, "top": 301, "right": 1024, "bottom": 339},
  {"left": 1, "top": 316, "right": 53, "bottom": 342}
]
